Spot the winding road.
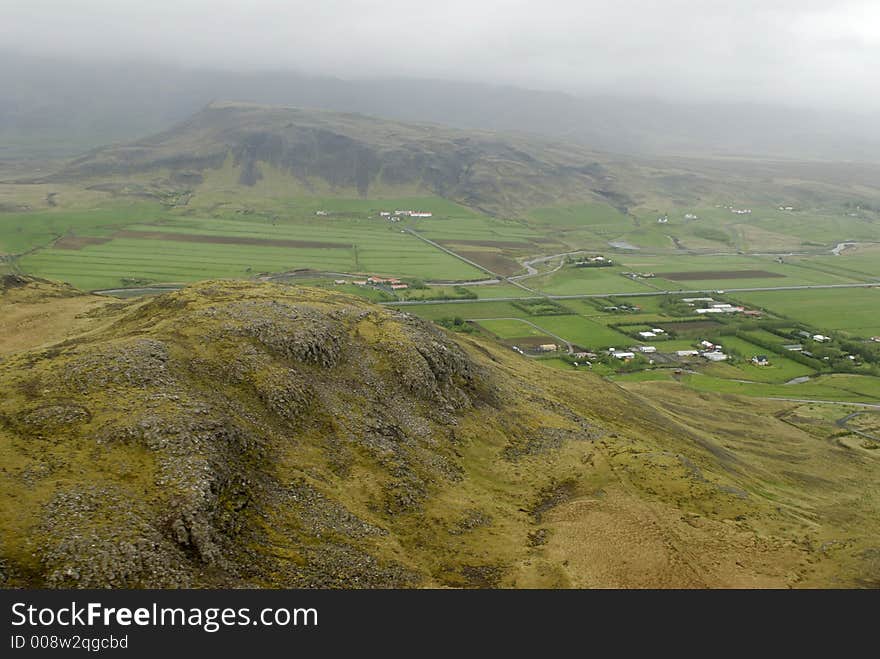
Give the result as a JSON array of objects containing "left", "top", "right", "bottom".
[{"left": 835, "top": 411, "right": 880, "bottom": 443}]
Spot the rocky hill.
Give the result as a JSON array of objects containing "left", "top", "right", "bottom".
[{"left": 1, "top": 278, "right": 879, "bottom": 588}]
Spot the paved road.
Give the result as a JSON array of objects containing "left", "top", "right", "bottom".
[
  {"left": 471, "top": 316, "right": 574, "bottom": 353},
  {"left": 835, "top": 411, "right": 880, "bottom": 443},
  {"left": 510, "top": 250, "right": 589, "bottom": 280},
  {"left": 384, "top": 281, "right": 879, "bottom": 306}
]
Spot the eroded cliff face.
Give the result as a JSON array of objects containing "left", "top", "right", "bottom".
[{"left": 2, "top": 280, "right": 877, "bottom": 589}]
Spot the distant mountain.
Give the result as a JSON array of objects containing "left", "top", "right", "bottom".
[
  {"left": 52, "top": 101, "right": 623, "bottom": 215},
  {"left": 2, "top": 52, "right": 879, "bottom": 161}
]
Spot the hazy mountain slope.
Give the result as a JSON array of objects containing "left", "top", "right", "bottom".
[
  {"left": 51, "top": 102, "right": 617, "bottom": 214},
  {"left": 3, "top": 52, "right": 879, "bottom": 161},
  {"left": 1, "top": 276, "right": 878, "bottom": 588},
  {"left": 41, "top": 101, "right": 880, "bottom": 219}
]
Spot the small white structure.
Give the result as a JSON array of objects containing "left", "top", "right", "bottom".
[
  {"left": 612, "top": 351, "right": 636, "bottom": 359},
  {"left": 812, "top": 334, "right": 830, "bottom": 342},
  {"left": 638, "top": 346, "right": 657, "bottom": 353},
  {"left": 677, "top": 350, "right": 700, "bottom": 357},
  {"left": 702, "top": 351, "right": 728, "bottom": 362},
  {"left": 684, "top": 213, "right": 698, "bottom": 220},
  {"left": 538, "top": 344, "right": 558, "bottom": 352},
  {"left": 696, "top": 305, "right": 743, "bottom": 314},
  {"left": 638, "top": 331, "right": 657, "bottom": 339}
]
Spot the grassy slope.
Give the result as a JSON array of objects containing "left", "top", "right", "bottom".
[{"left": 2, "top": 278, "right": 879, "bottom": 588}]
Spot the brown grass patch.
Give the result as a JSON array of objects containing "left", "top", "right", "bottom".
[
  {"left": 442, "top": 239, "right": 531, "bottom": 249},
  {"left": 456, "top": 250, "right": 522, "bottom": 276},
  {"left": 54, "top": 236, "right": 112, "bottom": 250},
  {"left": 114, "top": 230, "right": 348, "bottom": 250},
  {"left": 658, "top": 270, "right": 784, "bottom": 281}
]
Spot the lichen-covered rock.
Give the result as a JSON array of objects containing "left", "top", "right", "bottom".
[
  {"left": 40, "top": 487, "right": 193, "bottom": 588},
  {"left": 63, "top": 338, "right": 172, "bottom": 392}
]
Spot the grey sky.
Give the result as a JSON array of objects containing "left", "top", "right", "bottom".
[{"left": 3, "top": 0, "right": 879, "bottom": 109}]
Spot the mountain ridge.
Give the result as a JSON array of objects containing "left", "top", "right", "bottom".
[
  {"left": 50, "top": 101, "right": 622, "bottom": 215},
  {"left": 3, "top": 52, "right": 879, "bottom": 162}
]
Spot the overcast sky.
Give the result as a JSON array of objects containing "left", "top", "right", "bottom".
[{"left": 3, "top": 0, "right": 879, "bottom": 109}]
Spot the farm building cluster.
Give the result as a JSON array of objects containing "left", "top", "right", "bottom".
[
  {"left": 574, "top": 255, "right": 614, "bottom": 267},
  {"left": 378, "top": 210, "right": 434, "bottom": 221},
  {"left": 683, "top": 297, "right": 761, "bottom": 317},
  {"left": 718, "top": 205, "right": 752, "bottom": 214},
  {"left": 337, "top": 275, "right": 410, "bottom": 291}
]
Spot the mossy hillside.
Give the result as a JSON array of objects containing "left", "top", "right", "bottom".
[{"left": 1, "top": 278, "right": 879, "bottom": 587}]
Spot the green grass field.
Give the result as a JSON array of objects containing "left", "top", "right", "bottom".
[
  {"left": 15, "top": 211, "right": 486, "bottom": 290},
  {"left": 527, "top": 202, "right": 632, "bottom": 228},
  {"left": 698, "top": 336, "right": 816, "bottom": 383},
  {"left": 0, "top": 203, "right": 162, "bottom": 254},
  {"left": 681, "top": 372, "right": 880, "bottom": 403},
  {"left": 476, "top": 319, "right": 550, "bottom": 340},
  {"left": 532, "top": 315, "right": 634, "bottom": 349},
  {"left": 3, "top": 186, "right": 879, "bottom": 411},
  {"left": 530, "top": 266, "right": 657, "bottom": 295},
  {"left": 619, "top": 253, "right": 863, "bottom": 289},
  {"left": 732, "top": 288, "right": 880, "bottom": 337},
  {"left": 394, "top": 301, "right": 526, "bottom": 321}
]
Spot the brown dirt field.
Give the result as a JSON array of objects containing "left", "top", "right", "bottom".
[
  {"left": 657, "top": 269, "right": 785, "bottom": 281},
  {"left": 456, "top": 250, "right": 522, "bottom": 276},
  {"left": 113, "top": 230, "right": 349, "bottom": 250},
  {"left": 442, "top": 239, "right": 531, "bottom": 249},
  {"left": 54, "top": 236, "right": 112, "bottom": 250}
]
